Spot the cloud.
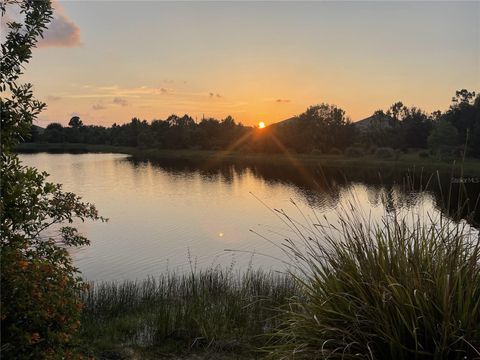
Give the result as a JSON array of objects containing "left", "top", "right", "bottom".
[
  {"left": 66, "top": 85, "right": 168, "bottom": 99},
  {"left": 38, "top": 1, "right": 81, "bottom": 48},
  {"left": 275, "top": 99, "right": 291, "bottom": 103},
  {"left": 163, "top": 79, "right": 188, "bottom": 86},
  {"left": 92, "top": 103, "right": 106, "bottom": 111},
  {"left": 210, "top": 92, "right": 222, "bottom": 98},
  {"left": 113, "top": 97, "right": 128, "bottom": 106},
  {"left": 46, "top": 95, "right": 61, "bottom": 102}
]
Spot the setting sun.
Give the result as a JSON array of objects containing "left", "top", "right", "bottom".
[{"left": 258, "top": 122, "right": 266, "bottom": 129}]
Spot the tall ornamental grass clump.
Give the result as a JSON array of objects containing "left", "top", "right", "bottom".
[{"left": 267, "top": 208, "right": 480, "bottom": 359}]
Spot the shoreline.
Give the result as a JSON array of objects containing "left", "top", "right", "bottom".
[{"left": 15, "top": 142, "right": 480, "bottom": 176}]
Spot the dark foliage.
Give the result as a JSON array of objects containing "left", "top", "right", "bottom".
[{"left": 1, "top": 1, "right": 102, "bottom": 358}]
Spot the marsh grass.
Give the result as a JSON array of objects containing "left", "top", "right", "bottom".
[
  {"left": 78, "top": 269, "right": 298, "bottom": 356},
  {"left": 262, "top": 171, "right": 480, "bottom": 359}
]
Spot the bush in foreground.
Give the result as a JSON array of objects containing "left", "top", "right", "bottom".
[
  {"left": 1, "top": 2, "right": 102, "bottom": 358},
  {"left": 267, "top": 209, "right": 480, "bottom": 359}
]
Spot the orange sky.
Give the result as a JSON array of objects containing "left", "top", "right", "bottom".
[{"left": 11, "top": 1, "right": 479, "bottom": 127}]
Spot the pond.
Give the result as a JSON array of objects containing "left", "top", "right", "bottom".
[{"left": 19, "top": 153, "right": 479, "bottom": 282}]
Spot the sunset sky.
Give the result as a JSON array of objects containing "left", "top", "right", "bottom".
[{"left": 16, "top": 1, "right": 480, "bottom": 127}]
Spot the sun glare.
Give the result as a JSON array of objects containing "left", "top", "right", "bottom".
[{"left": 258, "top": 122, "right": 266, "bottom": 129}]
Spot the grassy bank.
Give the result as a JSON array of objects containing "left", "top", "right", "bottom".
[
  {"left": 15, "top": 142, "right": 480, "bottom": 176},
  {"left": 78, "top": 269, "right": 298, "bottom": 359},
  {"left": 134, "top": 148, "right": 480, "bottom": 176}
]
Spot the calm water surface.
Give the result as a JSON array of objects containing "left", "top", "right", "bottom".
[{"left": 19, "top": 153, "right": 475, "bottom": 282}]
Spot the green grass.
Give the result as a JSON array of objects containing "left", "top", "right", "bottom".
[
  {"left": 16, "top": 142, "right": 480, "bottom": 176},
  {"left": 78, "top": 269, "right": 298, "bottom": 358}
]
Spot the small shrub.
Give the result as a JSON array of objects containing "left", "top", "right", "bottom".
[
  {"left": 374, "top": 147, "right": 395, "bottom": 159},
  {"left": 419, "top": 150, "right": 429, "bottom": 158},
  {"left": 2, "top": 241, "right": 88, "bottom": 359},
  {"left": 344, "top": 146, "right": 365, "bottom": 157}
]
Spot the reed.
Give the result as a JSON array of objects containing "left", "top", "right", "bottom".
[{"left": 79, "top": 269, "right": 298, "bottom": 355}]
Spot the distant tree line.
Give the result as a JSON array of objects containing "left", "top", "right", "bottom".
[
  {"left": 28, "top": 89, "right": 480, "bottom": 158},
  {"left": 355, "top": 89, "right": 480, "bottom": 158},
  {"left": 33, "top": 114, "right": 250, "bottom": 151}
]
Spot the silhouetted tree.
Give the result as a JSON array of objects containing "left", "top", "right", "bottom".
[
  {"left": 279, "top": 103, "right": 352, "bottom": 153},
  {"left": 68, "top": 116, "right": 83, "bottom": 128},
  {"left": 428, "top": 120, "right": 458, "bottom": 156},
  {"left": 442, "top": 90, "right": 479, "bottom": 155},
  {"left": 399, "top": 107, "right": 432, "bottom": 149},
  {"left": 387, "top": 101, "right": 406, "bottom": 121},
  {"left": 44, "top": 122, "right": 65, "bottom": 142}
]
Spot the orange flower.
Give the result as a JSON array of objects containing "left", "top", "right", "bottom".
[{"left": 18, "top": 260, "right": 28, "bottom": 270}]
